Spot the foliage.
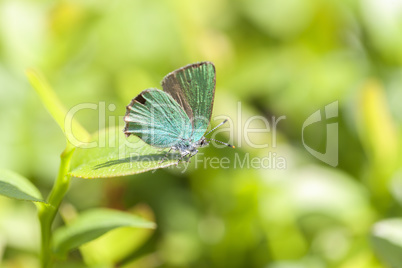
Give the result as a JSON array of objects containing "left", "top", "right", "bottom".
[{"left": 1, "top": 0, "right": 402, "bottom": 267}]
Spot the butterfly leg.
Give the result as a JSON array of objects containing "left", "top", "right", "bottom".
[
  {"left": 159, "top": 148, "right": 173, "bottom": 164},
  {"left": 176, "top": 151, "right": 190, "bottom": 165},
  {"left": 185, "top": 149, "right": 198, "bottom": 163}
]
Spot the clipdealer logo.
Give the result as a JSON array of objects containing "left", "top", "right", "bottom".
[
  {"left": 302, "top": 101, "right": 338, "bottom": 167},
  {"left": 63, "top": 100, "right": 339, "bottom": 171}
]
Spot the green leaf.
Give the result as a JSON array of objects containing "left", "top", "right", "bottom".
[
  {"left": 26, "top": 69, "right": 90, "bottom": 147},
  {"left": 0, "top": 169, "right": 46, "bottom": 203},
  {"left": 69, "top": 127, "right": 180, "bottom": 178},
  {"left": 357, "top": 80, "right": 399, "bottom": 198},
  {"left": 371, "top": 218, "right": 402, "bottom": 268},
  {"left": 53, "top": 208, "right": 156, "bottom": 257},
  {"left": 79, "top": 205, "right": 155, "bottom": 266}
]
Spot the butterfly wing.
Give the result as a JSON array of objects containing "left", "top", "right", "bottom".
[
  {"left": 123, "top": 89, "right": 192, "bottom": 148},
  {"left": 161, "top": 62, "right": 216, "bottom": 142}
]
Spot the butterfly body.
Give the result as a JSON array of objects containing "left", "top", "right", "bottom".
[
  {"left": 123, "top": 62, "right": 216, "bottom": 163},
  {"left": 165, "top": 137, "right": 209, "bottom": 162}
]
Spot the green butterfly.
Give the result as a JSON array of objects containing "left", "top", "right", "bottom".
[{"left": 123, "top": 62, "right": 233, "bottom": 164}]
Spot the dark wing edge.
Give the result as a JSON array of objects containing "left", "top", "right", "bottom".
[{"left": 123, "top": 89, "right": 153, "bottom": 137}]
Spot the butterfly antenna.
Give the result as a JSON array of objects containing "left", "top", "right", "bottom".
[
  {"left": 204, "top": 119, "right": 229, "bottom": 137},
  {"left": 206, "top": 138, "right": 235, "bottom": 148}
]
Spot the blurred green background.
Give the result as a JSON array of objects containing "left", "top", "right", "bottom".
[{"left": 1, "top": 0, "right": 402, "bottom": 267}]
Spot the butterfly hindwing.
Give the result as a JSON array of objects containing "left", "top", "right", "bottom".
[
  {"left": 123, "top": 89, "right": 192, "bottom": 148},
  {"left": 161, "top": 62, "right": 216, "bottom": 142}
]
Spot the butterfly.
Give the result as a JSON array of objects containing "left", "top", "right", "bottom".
[{"left": 123, "top": 61, "right": 234, "bottom": 164}]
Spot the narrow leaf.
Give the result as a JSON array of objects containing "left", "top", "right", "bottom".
[
  {"left": 69, "top": 127, "right": 180, "bottom": 179},
  {"left": 0, "top": 169, "right": 46, "bottom": 203},
  {"left": 357, "top": 80, "right": 399, "bottom": 177},
  {"left": 26, "top": 69, "right": 90, "bottom": 146},
  {"left": 371, "top": 218, "right": 402, "bottom": 268},
  {"left": 53, "top": 208, "right": 156, "bottom": 257}
]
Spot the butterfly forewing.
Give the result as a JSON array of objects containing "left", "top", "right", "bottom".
[
  {"left": 162, "top": 62, "right": 216, "bottom": 142},
  {"left": 124, "top": 89, "right": 192, "bottom": 148}
]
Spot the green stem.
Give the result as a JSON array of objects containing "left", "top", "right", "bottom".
[{"left": 38, "top": 145, "right": 75, "bottom": 268}]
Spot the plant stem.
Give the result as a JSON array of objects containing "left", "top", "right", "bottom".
[{"left": 38, "top": 145, "right": 75, "bottom": 268}]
